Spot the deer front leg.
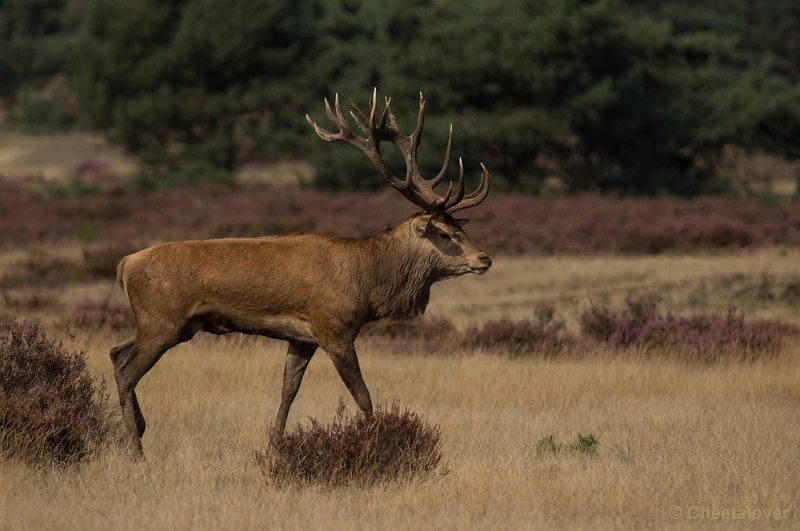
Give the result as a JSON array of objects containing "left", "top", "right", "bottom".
[
  {"left": 272, "top": 341, "right": 316, "bottom": 443},
  {"left": 324, "top": 340, "right": 373, "bottom": 418}
]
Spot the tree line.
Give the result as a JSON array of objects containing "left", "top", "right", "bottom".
[{"left": 1, "top": 0, "right": 799, "bottom": 196}]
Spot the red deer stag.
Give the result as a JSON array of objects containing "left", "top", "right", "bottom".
[{"left": 110, "top": 90, "right": 492, "bottom": 455}]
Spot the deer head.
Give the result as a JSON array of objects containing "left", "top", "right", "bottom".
[{"left": 306, "top": 89, "right": 492, "bottom": 277}]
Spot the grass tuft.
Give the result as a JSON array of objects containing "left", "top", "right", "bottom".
[{"left": 535, "top": 433, "right": 599, "bottom": 456}]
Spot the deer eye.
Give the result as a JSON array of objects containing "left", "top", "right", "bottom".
[{"left": 438, "top": 231, "right": 452, "bottom": 241}]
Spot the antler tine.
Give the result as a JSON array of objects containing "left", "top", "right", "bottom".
[
  {"left": 350, "top": 96, "right": 393, "bottom": 138},
  {"left": 440, "top": 181, "right": 454, "bottom": 206},
  {"left": 305, "top": 111, "right": 339, "bottom": 142},
  {"left": 306, "top": 94, "right": 353, "bottom": 142},
  {"left": 348, "top": 101, "right": 370, "bottom": 134},
  {"left": 323, "top": 96, "right": 338, "bottom": 127},
  {"left": 333, "top": 93, "right": 351, "bottom": 135},
  {"left": 409, "top": 131, "right": 445, "bottom": 208},
  {"left": 322, "top": 96, "right": 334, "bottom": 122},
  {"left": 378, "top": 97, "right": 391, "bottom": 132},
  {"left": 430, "top": 124, "right": 453, "bottom": 188},
  {"left": 306, "top": 114, "right": 327, "bottom": 140},
  {"left": 447, "top": 162, "right": 490, "bottom": 213},
  {"left": 369, "top": 87, "right": 377, "bottom": 127},
  {"left": 406, "top": 91, "right": 457, "bottom": 209},
  {"left": 411, "top": 92, "right": 426, "bottom": 154},
  {"left": 445, "top": 157, "right": 466, "bottom": 209}
]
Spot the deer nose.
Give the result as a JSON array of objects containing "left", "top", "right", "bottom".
[{"left": 479, "top": 253, "right": 492, "bottom": 268}]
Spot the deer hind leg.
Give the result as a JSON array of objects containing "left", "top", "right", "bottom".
[
  {"left": 272, "top": 341, "right": 316, "bottom": 443},
  {"left": 110, "top": 340, "right": 145, "bottom": 437},
  {"left": 323, "top": 340, "right": 373, "bottom": 418},
  {"left": 110, "top": 329, "right": 181, "bottom": 456}
]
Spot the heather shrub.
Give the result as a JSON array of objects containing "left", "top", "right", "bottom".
[
  {"left": 459, "top": 317, "right": 568, "bottom": 357},
  {"left": 4, "top": 176, "right": 800, "bottom": 255},
  {"left": 0, "top": 318, "right": 115, "bottom": 465},
  {"left": 780, "top": 280, "right": 800, "bottom": 305},
  {"left": 361, "top": 316, "right": 456, "bottom": 353},
  {"left": 58, "top": 300, "right": 134, "bottom": 332},
  {"left": 258, "top": 401, "right": 443, "bottom": 487},
  {"left": 0, "top": 251, "right": 78, "bottom": 289},
  {"left": 671, "top": 215, "right": 753, "bottom": 249},
  {"left": 1, "top": 289, "right": 60, "bottom": 312},
  {"left": 580, "top": 297, "right": 795, "bottom": 360},
  {"left": 362, "top": 312, "right": 569, "bottom": 357},
  {"left": 81, "top": 241, "right": 143, "bottom": 279}
]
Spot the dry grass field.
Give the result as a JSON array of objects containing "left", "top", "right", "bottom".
[{"left": 1, "top": 250, "right": 798, "bottom": 530}]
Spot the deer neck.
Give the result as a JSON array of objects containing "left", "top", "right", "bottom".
[{"left": 361, "top": 225, "right": 437, "bottom": 321}]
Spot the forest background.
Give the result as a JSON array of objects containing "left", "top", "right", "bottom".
[{"left": 1, "top": 0, "right": 799, "bottom": 197}]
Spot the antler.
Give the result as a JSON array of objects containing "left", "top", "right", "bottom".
[{"left": 306, "top": 88, "right": 490, "bottom": 214}]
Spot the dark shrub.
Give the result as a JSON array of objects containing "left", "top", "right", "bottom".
[
  {"left": 581, "top": 296, "right": 660, "bottom": 347},
  {"left": 671, "top": 215, "right": 754, "bottom": 249},
  {"left": 4, "top": 176, "right": 800, "bottom": 255},
  {"left": 0, "top": 251, "right": 77, "bottom": 289},
  {"left": 363, "top": 314, "right": 569, "bottom": 357},
  {"left": 0, "top": 318, "right": 115, "bottom": 465},
  {"left": 361, "top": 316, "right": 456, "bottom": 353},
  {"left": 1, "top": 289, "right": 60, "bottom": 312},
  {"left": 258, "top": 401, "right": 443, "bottom": 487},
  {"left": 58, "top": 300, "right": 134, "bottom": 332},
  {"left": 580, "top": 297, "right": 795, "bottom": 360},
  {"left": 81, "top": 241, "right": 143, "bottom": 279},
  {"left": 459, "top": 317, "right": 568, "bottom": 357}
]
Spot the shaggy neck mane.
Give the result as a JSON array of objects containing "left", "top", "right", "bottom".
[{"left": 356, "top": 222, "right": 437, "bottom": 321}]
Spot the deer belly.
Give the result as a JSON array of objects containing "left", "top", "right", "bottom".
[{"left": 187, "top": 311, "right": 315, "bottom": 344}]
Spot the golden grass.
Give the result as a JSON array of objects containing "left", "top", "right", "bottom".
[
  {"left": 429, "top": 248, "right": 800, "bottom": 329},
  {"left": 1, "top": 251, "right": 799, "bottom": 530},
  {"left": 0, "top": 131, "right": 136, "bottom": 182}
]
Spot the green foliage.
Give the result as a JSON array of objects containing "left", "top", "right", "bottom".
[
  {"left": 535, "top": 434, "right": 560, "bottom": 455},
  {"left": 0, "top": 0, "right": 80, "bottom": 129},
  {"left": 633, "top": 1, "right": 800, "bottom": 81},
  {"left": 570, "top": 433, "right": 599, "bottom": 454},
  {"left": 535, "top": 433, "right": 599, "bottom": 456},
  {"left": 305, "top": 0, "right": 800, "bottom": 195},
  {"left": 37, "top": 175, "right": 102, "bottom": 198},
  {"left": 73, "top": 0, "right": 314, "bottom": 176},
  {"left": 128, "top": 159, "right": 235, "bottom": 191}
]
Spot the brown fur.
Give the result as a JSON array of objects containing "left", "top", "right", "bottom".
[{"left": 110, "top": 212, "right": 491, "bottom": 455}]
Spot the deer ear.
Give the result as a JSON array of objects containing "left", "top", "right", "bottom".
[
  {"left": 411, "top": 215, "right": 433, "bottom": 237},
  {"left": 454, "top": 218, "right": 470, "bottom": 228}
]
